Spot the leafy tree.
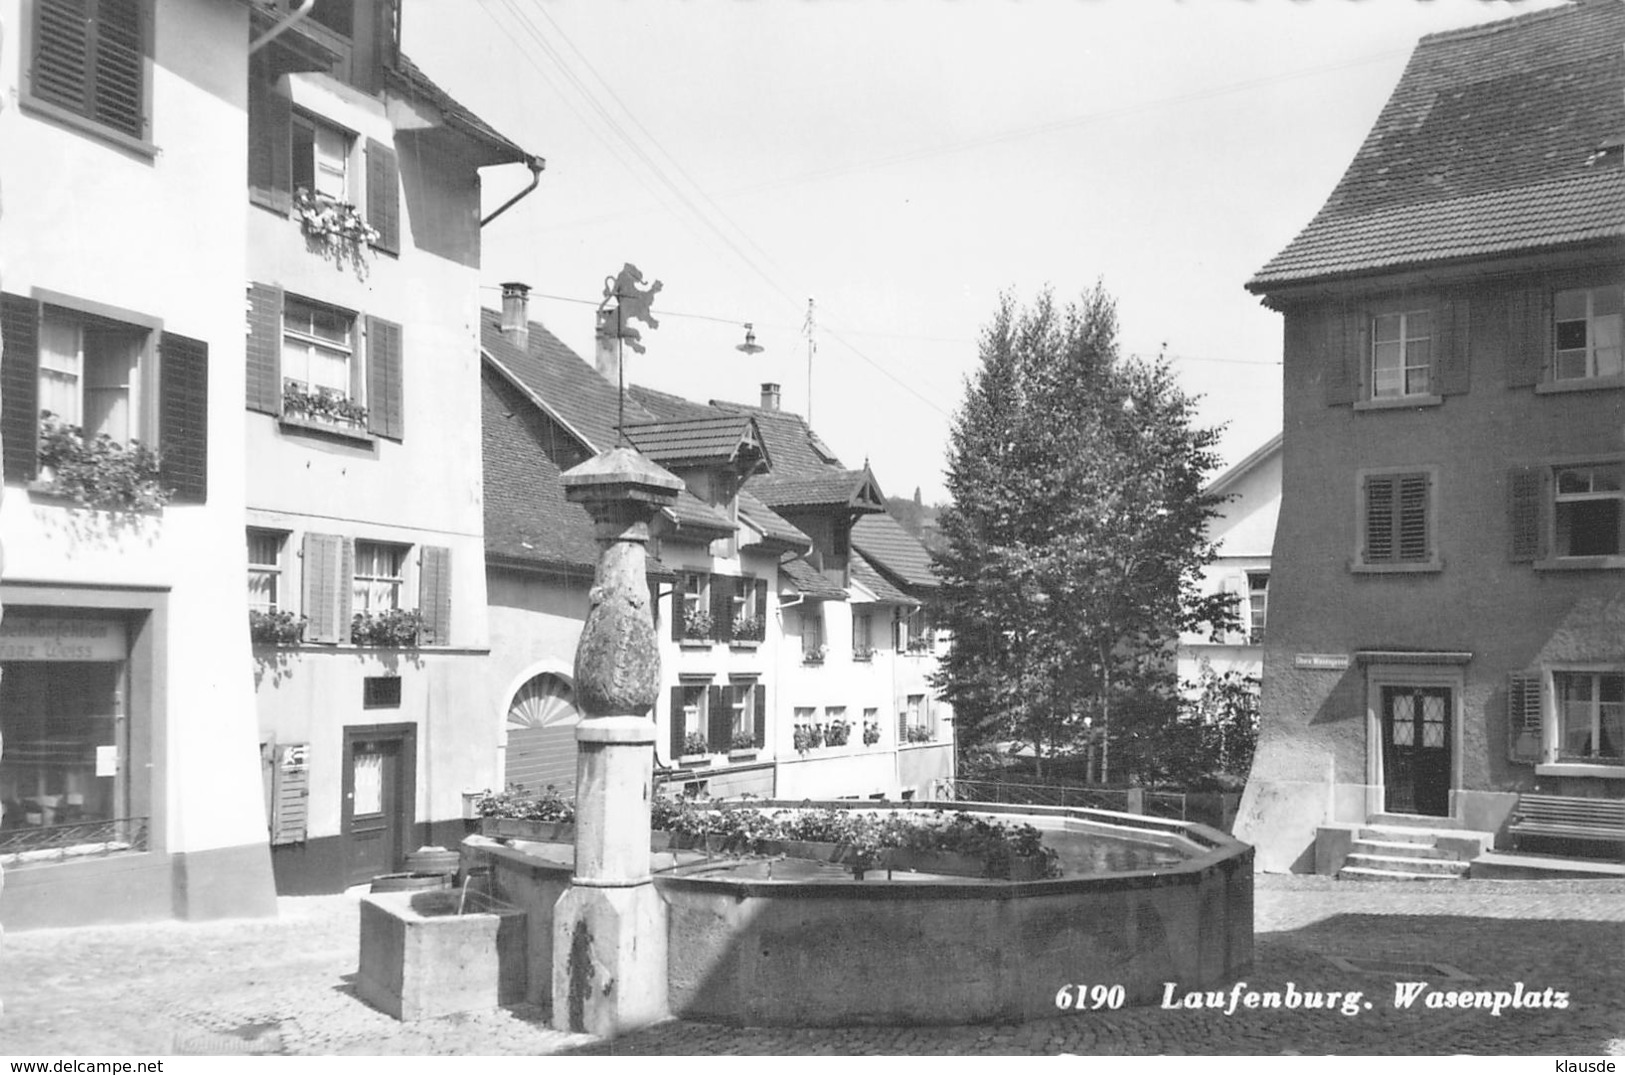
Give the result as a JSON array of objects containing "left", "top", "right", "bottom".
[{"left": 934, "top": 285, "right": 1234, "bottom": 781}]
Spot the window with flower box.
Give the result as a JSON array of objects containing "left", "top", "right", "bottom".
[
  {"left": 353, "top": 541, "right": 406, "bottom": 613},
  {"left": 1, "top": 292, "right": 207, "bottom": 504},
  {"left": 669, "top": 679, "right": 711, "bottom": 758},
  {"left": 245, "top": 285, "right": 403, "bottom": 441},
  {"left": 1508, "top": 668, "right": 1625, "bottom": 772},
  {"left": 674, "top": 571, "right": 712, "bottom": 642},
  {"left": 248, "top": 529, "right": 285, "bottom": 612}
]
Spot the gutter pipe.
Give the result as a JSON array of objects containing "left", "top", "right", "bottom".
[{"left": 481, "top": 156, "right": 546, "bottom": 227}]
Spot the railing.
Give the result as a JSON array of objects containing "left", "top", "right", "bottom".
[{"left": 0, "top": 816, "right": 149, "bottom": 866}]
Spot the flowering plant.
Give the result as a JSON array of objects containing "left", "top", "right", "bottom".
[
  {"left": 473, "top": 784, "right": 575, "bottom": 822},
  {"left": 729, "top": 729, "right": 757, "bottom": 752},
  {"left": 682, "top": 731, "right": 710, "bottom": 757},
  {"left": 905, "top": 724, "right": 936, "bottom": 743},
  {"left": 35, "top": 412, "right": 169, "bottom": 512},
  {"left": 730, "top": 612, "right": 764, "bottom": 642},
  {"left": 825, "top": 719, "right": 852, "bottom": 747},
  {"left": 294, "top": 187, "right": 379, "bottom": 248},
  {"left": 852, "top": 645, "right": 877, "bottom": 661},
  {"left": 249, "top": 609, "right": 306, "bottom": 646},
  {"left": 863, "top": 721, "right": 881, "bottom": 746},
  {"left": 282, "top": 380, "right": 369, "bottom": 428},
  {"left": 682, "top": 607, "right": 714, "bottom": 640},
  {"left": 351, "top": 608, "right": 423, "bottom": 648},
  {"left": 792, "top": 722, "right": 825, "bottom": 752},
  {"left": 802, "top": 643, "right": 828, "bottom": 665}
]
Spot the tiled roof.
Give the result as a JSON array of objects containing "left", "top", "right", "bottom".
[
  {"left": 627, "top": 384, "right": 722, "bottom": 422},
  {"left": 1249, "top": 0, "right": 1625, "bottom": 290},
  {"left": 852, "top": 512, "right": 937, "bottom": 591},
  {"left": 738, "top": 489, "right": 811, "bottom": 550},
  {"left": 481, "top": 369, "right": 600, "bottom": 573},
  {"left": 664, "top": 492, "right": 736, "bottom": 539},
  {"left": 779, "top": 555, "right": 849, "bottom": 600},
  {"left": 709, "top": 401, "right": 845, "bottom": 478},
  {"left": 751, "top": 469, "right": 884, "bottom": 510},
  {"left": 851, "top": 551, "right": 918, "bottom": 606},
  {"left": 620, "top": 415, "right": 769, "bottom": 470},
  {"left": 386, "top": 54, "right": 538, "bottom": 167}
]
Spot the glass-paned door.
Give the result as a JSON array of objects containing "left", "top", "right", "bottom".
[{"left": 1381, "top": 686, "right": 1452, "bottom": 816}]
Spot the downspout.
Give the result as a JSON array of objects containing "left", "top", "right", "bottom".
[
  {"left": 481, "top": 156, "right": 546, "bottom": 228},
  {"left": 249, "top": 0, "right": 316, "bottom": 55}
]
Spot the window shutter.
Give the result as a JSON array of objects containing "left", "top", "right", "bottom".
[
  {"left": 669, "top": 686, "right": 686, "bottom": 759},
  {"left": 1507, "top": 466, "right": 1546, "bottom": 563},
  {"left": 302, "top": 533, "right": 344, "bottom": 642},
  {"left": 671, "top": 583, "right": 685, "bottom": 642},
  {"left": 754, "top": 578, "right": 768, "bottom": 624},
  {"left": 365, "top": 316, "right": 404, "bottom": 440},
  {"left": 365, "top": 138, "right": 401, "bottom": 255},
  {"left": 34, "top": 0, "right": 146, "bottom": 141},
  {"left": 418, "top": 545, "right": 452, "bottom": 645},
  {"left": 1506, "top": 287, "right": 1552, "bottom": 389},
  {"left": 752, "top": 683, "right": 766, "bottom": 748},
  {"left": 1434, "top": 299, "right": 1470, "bottom": 396},
  {"left": 1364, "top": 475, "right": 1396, "bottom": 563},
  {"left": 1506, "top": 672, "right": 1544, "bottom": 764},
  {"left": 245, "top": 283, "right": 283, "bottom": 414},
  {"left": 157, "top": 332, "right": 208, "bottom": 504},
  {"left": 897, "top": 706, "right": 907, "bottom": 743},
  {"left": 1322, "top": 307, "right": 1361, "bottom": 407},
  {"left": 711, "top": 579, "right": 733, "bottom": 643},
  {"left": 338, "top": 537, "right": 355, "bottom": 644},
  {"left": 1, "top": 292, "right": 41, "bottom": 483},
  {"left": 247, "top": 58, "right": 293, "bottom": 213},
  {"left": 1397, "top": 475, "right": 1429, "bottom": 562},
  {"left": 269, "top": 743, "right": 310, "bottom": 845},
  {"left": 708, "top": 685, "right": 728, "bottom": 748}
]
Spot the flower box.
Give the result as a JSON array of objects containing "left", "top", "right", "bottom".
[
  {"left": 678, "top": 753, "right": 713, "bottom": 768},
  {"left": 727, "top": 749, "right": 759, "bottom": 762},
  {"left": 480, "top": 817, "right": 575, "bottom": 844}
]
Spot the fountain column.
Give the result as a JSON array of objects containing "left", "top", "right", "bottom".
[{"left": 553, "top": 447, "right": 680, "bottom": 1037}]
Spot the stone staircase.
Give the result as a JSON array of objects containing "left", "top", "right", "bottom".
[{"left": 1336, "top": 825, "right": 1472, "bottom": 881}]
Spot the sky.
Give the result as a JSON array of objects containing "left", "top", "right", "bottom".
[{"left": 405, "top": 0, "right": 1568, "bottom": 504}]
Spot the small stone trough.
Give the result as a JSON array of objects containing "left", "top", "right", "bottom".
[{"left": 357, "top": 886, "right": 527, "bottom": 1022}]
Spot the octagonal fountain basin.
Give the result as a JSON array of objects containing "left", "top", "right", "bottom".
[{"left": 465, "top": 799, "right": 1252, "bottom": 1028}]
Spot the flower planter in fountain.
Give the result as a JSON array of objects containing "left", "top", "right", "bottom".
[
  {"left": 481, "top": 817, "right": 575, "bottom": 844},
  {"left": 357, "top": 888, "right": 527, "bottom": 1022}
]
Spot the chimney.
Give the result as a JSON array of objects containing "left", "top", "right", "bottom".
[
  {"left": 499, "top": 282, "right": 530, "bottom": 349},
  {"left": 760, "top": 382, "right": 781, "bottom": 411},
  {"left": 596, "top": 308, "right": 620, "bottom": 386}
]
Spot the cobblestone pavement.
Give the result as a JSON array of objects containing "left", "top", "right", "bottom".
[{"left": 1, "top": 874, "right": 1622, "bottom": 1056}]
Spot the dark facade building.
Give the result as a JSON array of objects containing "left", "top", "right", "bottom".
[{"left": 1234, "top": 0, "right": 1625, "bottom": 871}]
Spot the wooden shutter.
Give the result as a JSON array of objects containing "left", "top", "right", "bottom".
[
  {"left": 671, "top": 582, "right": 685, "bottom": 641},
  {"left": 669, "top": 686, "right": 686, "bottom": 759},
  {"left": 1506, "top": 672, "right": 1544, "bottom": 764},
  {"left": 418, "top": 545, "right": 452, "bottom": 645},
  {"left": 302, "top": 533, "right": 346, "bottom": 642},
  {"left": 365, "top": 138, "right": 401, "bottom": 255},
  {"left": 269, "top": 743, "right": 311, "bottom": 845},
  {"left": 1434, "top": 299, "right": 1471, "bottom": 396},
  {"left": 157, "top": 332, "right": 208, "bottom": 504},
  {"left": 247, "top": 57, "right": 292, "bottom": 213},
  {"left": 1, "top": 292, "right": 40, "bottom": 483},
  {"left": 1507, "top": 466, "right": 1546, "bottom": 563},
  {"left": 33, "top": 0, "right": 146, "bottom": 141},
  {"left": 1364, "top": 475, "right": 1396, "bottom": 563},
  {"left": 1322, "top": 307, "right": 1363, "bottom": 407},
  {"left": 708, "top": 685, "right": 729, "bottom": 748},
  {"left": 338, "top": 538, "right": 355, "bottom": 643},
  {"left": 245, "top": 283, "right": 283, "bottom": 414},
  {"left": 752, "top": 683, "right": 766, "bottom": 748},
  {"left": 1396, "top": 474, "right": 1429, "bottom": 562},
  {"left": 365, "top": 316, "right": 404, "bottom": 440},
  {"left": 754, "top": 578, "right": 768, "bottom": 624},
  {"left": 711, "top": 579, "right": 733, "bottom": 643},
  {"left": 1506, "top": 286, "right": 1552, "bottom": 389}
]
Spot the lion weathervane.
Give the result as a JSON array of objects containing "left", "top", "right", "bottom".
[{"left": 600, "top": 263, "right": 662, "bottom": 444}]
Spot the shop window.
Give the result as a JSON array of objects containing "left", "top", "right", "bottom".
[
  {"left": 247, "top": 529, "right": 285, "bottom": 611},
  {"left": 0, "top": 648, "right": 141, "bottom": 859},
  {"left": 25, "top": 0, "right": 150, "bottom": 146}
]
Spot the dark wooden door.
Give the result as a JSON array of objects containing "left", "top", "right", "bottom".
[
  {"left": 1381, "top": 686, "right": 1451, "bottom": 816},
  {"left": 342, "top": 726, "right": 414, "bottom": 886}
]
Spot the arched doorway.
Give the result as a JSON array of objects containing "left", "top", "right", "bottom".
[{"left": 503, "top": 673, "right": 580, "bottom": 795}]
